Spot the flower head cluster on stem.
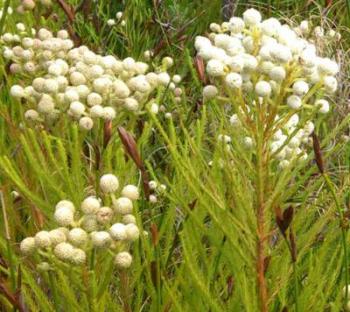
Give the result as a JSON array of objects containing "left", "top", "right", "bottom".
[{"left": 20, "top": 173, "right": 141, "bottom": 269}]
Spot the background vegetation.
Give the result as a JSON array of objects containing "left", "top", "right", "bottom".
[{"left": 1, "top": 0, "right": 350, "bottom": 311}]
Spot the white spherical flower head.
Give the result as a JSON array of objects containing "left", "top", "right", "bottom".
[
  {"left": 203, "top": 85, "right": 218, "bottom": 100},
  {"left": 125, "top": 223, "right": 140, "bottom": 241},
  {"left": 124, "top": 98, "right": 139, "bottom": 111},
  {"left": 35, "top": 231, "right": 51, "bottom": 249},
  {"left": 230, "top": 114, "right": 241, "bottom": 127},
  {"left": 68, "top": 228, "right": 88, "bottom": 246},
  {"left": 269, "top": 66, "right": 286, "bottom": 82},
  {"left": 228, "top": 17, "right": 245, "bottom": 33},
  {"left": 54, "top": 207, "right": 74, "bottom": 226},
  {"left": 225, "top": 73, "right": 242, "bottom": 89},
  {"left": 114, "top": 251, "right": 133, "bottom": 269},
  {"left": 206, "top": 59, "right": 225, "bottom": 77},
  {"left": 110, "top": 223, "right": 127, "bottom": 240},
  {"left": 81, "top": 196, "right": 101, "bottom": 214},
  {"left": 316, "top": 99, "right": 330, "bottom": 114},
  {"left": 81, "top": 215, "right": 98, "bottom": 232},
  {"left": 90, "top": 105, "right": 105, "bottom": 118},
  {"left": 49, "top": 229, "right": 67, "bottom": 245},
  {"left": 122, "top": 214, "right": 137, "bottom": 224},
  {"left": 103, "top": 107, "right": 116, "bottom": 120},
  {"left": 79, "top": 117, "right": 94, "bottom": 131},
  {"left": 318, "top": 58, "right": 339, "bottom": 76},
  {"left": 20, "top": 237, "right": 36, "bottom": 255},
  {"left": 323, "top": 76, "right": 337, "bottom": 94},
  {"left": 255, "top": 81, "right": 271, "bottom": 97},
  {"left": 69, "top": 101, "right": 85, "bottom": 117},
  {"left": 293, "top": 81, "right": 309, "bottom": 96},
  {"left": 113, "top": 197, "right": 133, "bottom": 215},
  {"left": 149, "top": 194, "right": 158, "bottom": 203},
  {"left": 107, "top": 19, "right": 116, "bottom": 26},
  {"left": 100, "top": 174, "right": 119, "bottom": 193},
  {"left": 87, "top": 92, "right": 103, "bottom": 106},
  {"left": 54, "top": 242, "right": 74, "bottom": 261},
  {"left": 148, "top": 180, "right": 157, "bottom": 190},
  {"left": 91, "top": 231, "right": 112, "bottom": 248},
  {"left": 96, "top": 206, "right": 114, "bottom": 224},
  {"left": 243, "top": 8, "right": 262, "bottom": 27},
  {"left": 121, "top": 185, "right": 139, "bottom": 201},
  {"left": 10, "top": 85, "right": 25, "bottom": 98},
  {"left": 70, "top": 248, "right": 86, "bottom": 265},
  {"left": 287, "top": 95, "right": 302, "bottom": 109},
  {"left": 55, "top": 200, "right": 75, "bottom": 212}
]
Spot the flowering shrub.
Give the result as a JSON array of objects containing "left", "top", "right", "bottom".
[
  {"left": 3, "top": 27, "right": 180, "bottom": 130},
  {"left": 20, "top": 173, "right": 140, "bottom": 269},
  {"left": 196, "top": 8, "right": 338, "bottom": 168}
]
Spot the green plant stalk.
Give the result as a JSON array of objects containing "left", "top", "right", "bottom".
[
  {"left": 1, "top": 192, "right": 16, "bottom": 292},
  {"left": 322, "top": 173, "right": 349, "bottom": 306},
  {"left": 292, "top": 260, "right": 299, "bottom": 312},
  {"left": 255, "top": 119, "right": 268, "bottom": 312},
  {"left": 0, "top": 0, "right": 10, "bottom": 35},
  {"left": 48, "top": 270, "right": 59, "bottom": 310}
]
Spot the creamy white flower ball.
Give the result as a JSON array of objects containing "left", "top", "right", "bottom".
[
  {"left": 206, "top": 59, "right": 225, "bottom": 77},
  {"left": 87, "top": 92, "right": 103, "bottom": 106},
  {"left": 10, "top": 85, "right": 25, "bottom": 98},
  {"left": 293, "top": 81, "right": 309, "bottom": 96},
  {"left": 54, "top": 242, "right": 74, "bottom": 261},
  {"left": 113, "top": 197, "right": 133, "bottom": 215},
  {"left": 70, "top": 72, "right": 87, "bottom": 86},
  {"left": 20, "top": 237, "right": 36, "bottom": 255},
  {"left": 100, "top": 174, "right": 119, "bottom": 193},
  {"left": 90, "top": 105, "right": 105, "bottom": 118},
  {"left": 81, "top": 215, "right": 98, "bottom": 232},
  {"left": 125, "top": 223, "right": 140, "bottom": 241},
  {"left": 55, "top": 200, "right": 75, "bottom": 212},
  {"left": 116, "top": 11, "right": 123, "bottom": 19},
  {"left": 110, "top": 223, "right": 127, "bottom": 240},
  {"left": 243, "top": 8, "right": 262, "bottom": 26},
  {"left": 54, "top": 207, "right": 74, "bottom": 226},
  {"left": 203, "top": 85, "right": 218, "bottom": 100},
  {"left": 57, "top": 29, "right": 69, "bottom": 39},
  {"left": 228, "top": 17, "right": 245, "bottom": 33},
  {"left": 35, "top": 231, "right": 51, "bottom": 248},
  {"left": 114, "top": 251, "right": 132, "bottom": 269},
  {"left": 122, "top": 214, "right": 136, "bottom": 224},
  {"left": 91, "top": 231, "right": 112, "bottom": 248},
  {"left": 121, "top": 185, "right": 139, "bottom": 200},
  {"left": 287, "top": 95, "right": 302, "bottom": 109},
  {"left": 124, "top": 98, "right": 139, "bottom": 111},
  {"left": 107, "top": 19, "right": 116, "bottom": 26},
  {"left": 79, "top": 117, "right": 94, "bottom": 130},
  {"left": 25, "top": 109, "right": 40, "bottom": 121},
  {"left": 149, "top": 194, "right": 157, "bottom": 203},
  {"left": 70, "top": 248, "right": 86, "bottom": 264},
  {"left": 81, "top": 196, "right": 101, "bottom": 214},
  {"left": 225, "top": 73, "right": 242, "bottom": 89},
  {"left": 323, "top": 76, "right": 337, "bottom": 94},
  {"left": 64, "top": 89, "right": 80, "bottom": 103},
  {"left": 255, "top": 81, "right": 271, "bottom": 97},
  {"left": 69, "top": 101, "right": 85, "bottom": 117},
  {"left": 96, "top": 206, "right": 113, "bottom": 224},
  {"left": 68, "top": 228, "right": 88, "bottom": 246},
  {"left": 103, "top": 106, "right": 116, "bottom": 120},
  {"left": 269, "top": 66, "right": 286, "bottom": 82},
  {"left": 318, "top": 58, "right": 339, "bottom": 76},
  {"left": 316, "top": 99, "right": 330, "bottom": 114},
  {"left": 49, "top": 229, "right": 67, "bottom": 245}
]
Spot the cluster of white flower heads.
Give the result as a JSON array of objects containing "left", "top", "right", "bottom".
[
  {"left": 20, "top": 174, "right": 141, "bottom": 269},
  {"left": 107, "top": 11, "right": 126, "bottom": 27},
  {"left": 3, "top": 27, "right": 180, "bottom": 130},
  {"left": 196, "top": 9, "right": 339, "bottom": 168}
]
